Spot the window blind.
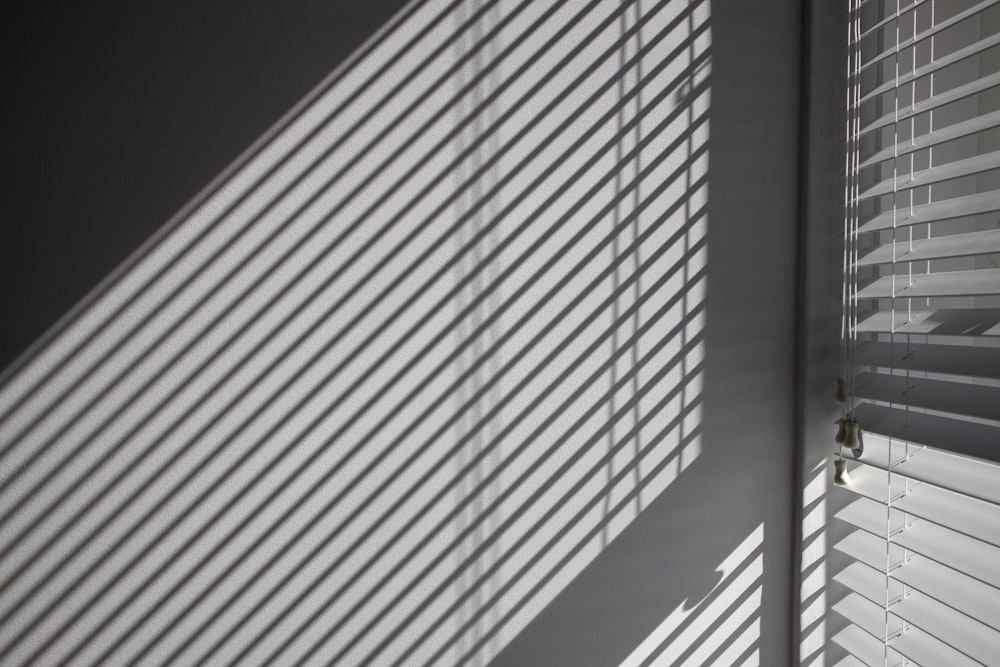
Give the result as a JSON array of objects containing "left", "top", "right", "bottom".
[{"left": 835, "top": 0, "right": 1000, "bottom": 664}]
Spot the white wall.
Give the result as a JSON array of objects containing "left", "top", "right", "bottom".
[{"left": 0, "top": 1, "right": 829, "bottom": 665}]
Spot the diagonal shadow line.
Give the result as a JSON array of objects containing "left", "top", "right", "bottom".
[
  {"left": 27, "top": 137, "right": 705, "bottom": 667},
  {"left": 440, "top": 421, "right": 708, "bottom": 667},
  {"left": 3, "top": 98, "right": 704, "bottom": 667},
  {"left": 7, "top": 30, "right": 712, "bottom": 667},
  {"left": 0, "top": 74, "right": 704, "bottom": 648},
  {"left": 158, "top": 273, "right": 685, "bottom": 665},
  {"left": 0, "top": 0, "right": 532, "bottom": 462},
  {"left": 111, "top": 245, "right": 704, "bottom": 662},
  {"left": 800, "top": 584, "right": 826, "bottom": 628},
  {"left": 0, "top": 0, "right": 525, "bottom": 468},
  {"left": 800, "top": 552, "right": 826, "bottom": 590},
  {"left": 300, "top": 326, "right": 709, "bottom": 667},
  {"left": 3, "top": 20, "right": 720, "bottom": 667},
  {"left": 638, "top": 556, "right": 763, "bottom": 667},
  {"left": 0, "top": 0, "right": 457, "bottom": 429},
  {"left": 0, "top": 0, "right": 679, "bottom": 526},
  {"left": 196, "top": 238, "right": 707, "bottom": 667},
  {"left": 626, "top": 0, "right": 648, "bottom": 522},
  {"left": 3, "top": 19, "right": 708, "bottom": 568},
  {"left": 667, "top": 586, "right": 763, "bottom": 667},
  {"left": 0, "top": 22, "right": 705, "bottom": 596},
  {"left": 0, "top": 0, "right": 577, "bottom": 462},
  {"left": 0, "top": 68, "right": 704, "bottom": 648},
  {"left": 9, "top": 0, "right": 701, "bottom": 480},
  {"left": 0, "top": 0, "right": 691, "bottom": 540},
  {"left": 720, "top": 623, "right": 763, "bottom": 667},
  {"left": 202, "top": 317, "right": 698, "bottom": 665},
  {"left": 0, "top": 0, "right": 444, "bottom": 397},
  {"left": 605, "top": 2, "right": 631, "bottom": 547},
  {"left": 81, "top": 177, "right": 706, "bottom": 667},
  {"left": 670, "top": 585, "right": 763, "bottom": 667},
  {"left": 407, "top": 406, "right": 709, "bottom": 667}
]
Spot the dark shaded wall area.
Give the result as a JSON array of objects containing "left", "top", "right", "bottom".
[
  {"left": 494, "top": 1, "right": 806, "bottom": 663},
  {"left": 1, "top": 0, "right": 409, "bottom": 370}
]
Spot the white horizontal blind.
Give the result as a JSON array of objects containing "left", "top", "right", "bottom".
[{"left": 836, "top": 0, "right": 1000, "bottom": 664}]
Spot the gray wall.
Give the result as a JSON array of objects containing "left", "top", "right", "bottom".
[
  {"left": 495, "top": 1, "right": 811, "bottom": 664},
  {"left": 0, "top": 1, "right": 841, "bottom": 665}
]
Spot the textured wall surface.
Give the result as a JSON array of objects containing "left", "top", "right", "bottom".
[{"left": 0, "top": 1, "right": 809, "bottom": 665}]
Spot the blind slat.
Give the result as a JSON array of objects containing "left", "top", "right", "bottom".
[
  {"left": 834, "top": 558, "right": 1000, "bottom": 657},
  {"left": 832, "top": 593, "right": 902, "bottom": 642},
  {"left": 859, "top": 191, "right": 1000, "bottom": 233},
  {"left": 890, "top": 623, "right": 983, "bottom": 667},
  {"left": 857, "top": 229, "right": 1000, "bottom": 266},
  {"left": 859, "top": 0, "right": 928, "bottom": 40},
  {"left": 860, "top": 108, "right": 1000, "bottom": 168},
  {"left": 835, "top": 505, "right": 1000, "bottom": 588},
  {"left": 834, "top": 561, "right": 904, "bottom": 606},
  {"left": 856, "top": 268, "right": 1000, "bottom": 299},
  {"left": 858, "top": 150, "right": 1000, "bottom": 200},
  {"left": 891, "top": 589, "right": 1000, "bottom": 664},
  {"left": 854, "top": 433, "right": 1000, "bottom": 504},
  {"left": 839, "top": 465, "right": 1000, "bottom": 549},
  {"left": 854, "top": 402, "right": 1000, "bottom": 463},
  {"left": 860, "top": 31, "right": 1000, "bottom": 104},
  {"left": 895, "top": 554, "right": 1000, "bottom": 631},
  {"left": 860, "top": 70, "right": 1000, "bottom": 137},
  {"left": 861, "top": 0, "right": 1000, "bottom": 73},
  {"left": 835, "top": 497, "right": 907, "bottom": 541},
  {"left": 854, "top": 371, "right": 1000, "bottom": 422},
  {"left": 832, "top": 626, "right": 903, "bottom": 667},
  {"left": 857, "top": 341, "right": 1000, "bottom": 380},
  {"left": 856, "top": 307, "right": 1000, "bottom": 337}
]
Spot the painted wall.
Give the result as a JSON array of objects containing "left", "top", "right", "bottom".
[
  {"left": 0, "top": 0, "right": 410, "bottom": 371},
  {"left": 0, "top": 1, "right": 829, "bottom": 665},
  {"left": 496, "top": 1, "right": 809, "bottom": 664}
]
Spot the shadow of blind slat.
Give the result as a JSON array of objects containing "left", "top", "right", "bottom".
[{"left": 0, "top": 1, "right": 712, "bottom": 665}]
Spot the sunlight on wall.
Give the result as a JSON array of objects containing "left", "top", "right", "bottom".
[
  {"left": 0, "top": 1, "right": 710, "bottom": 665},
  {"left": 618, "top": 524, "right": 763, "bottom": 666},
  {"left": 798, "top": 461, "right": 829, "bottom": 666}
]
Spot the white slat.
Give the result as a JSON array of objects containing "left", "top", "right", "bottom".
[
  {"left": 833, "top": 592, "right": 904, "bottom": 642},
  {"left": 857, "top": 229, "right": 1000, "bottom": 266},
  {"left": 841, "top": 2, "right": 1000, "bottom": 663},
  {"left": 860, "top": 70, "right": 1000, "bottom": 137},
  {"left": 836, "top": 506, "right": 1000, "bottom": 592},
  {"left": 854, "top": 372, "right": 1000, "bottom": 423},
  {"left": 857, "top": 434, "right": 1000, "bottom": 505},
  {"left": 856, "top": 308, "right": 1000, "bottom": 337},
  {"left": 860, "top": 109, "right": 1000, "bottom": 168},
  {"left": 854, "top": 403, "right": 1000, "bottom": 464},
  {"left": 833, "top": 559, "right": 1000, "bottom": 656},
  {"left": 889, "top": 624, "right": 982, "bottom": 667},
  {"left": 890, "top": 590, "right": 1000, "bottom": 665},
  {"left": 858, "top": 191, "right": 1000, "bottom": 234},
  {"left": 858, "top": 150, "right": 1000, "bottom": 200},
  {"left": 893, "top": 555, "right": 1000, "bottom": 631},
  {"left": 860, "top": 31, "right": 1000, "bottom": 104},
  {"left": 841, "top": 464, "right": 1000, "bottom": 547},
  {"left": 835, "top": 497, "right": 908, "bottom": 541},
  {"left": 859, "top": 0, "right": 928, "bottom": 40},
  {"left": 856, "top": 269, "right": 1000, "bottom": 300},
  {"left": 835, "top": 560, "right": 905, "bottom": 606},
  {"left": 860, "top": 0, "right": 1000, "bottom": 73},
  {"left": 856, "top": 341, "right": 1000, "bottom": 381},
  {"left": 831, "top": 626, "right": 904, "bottom": 667}
]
